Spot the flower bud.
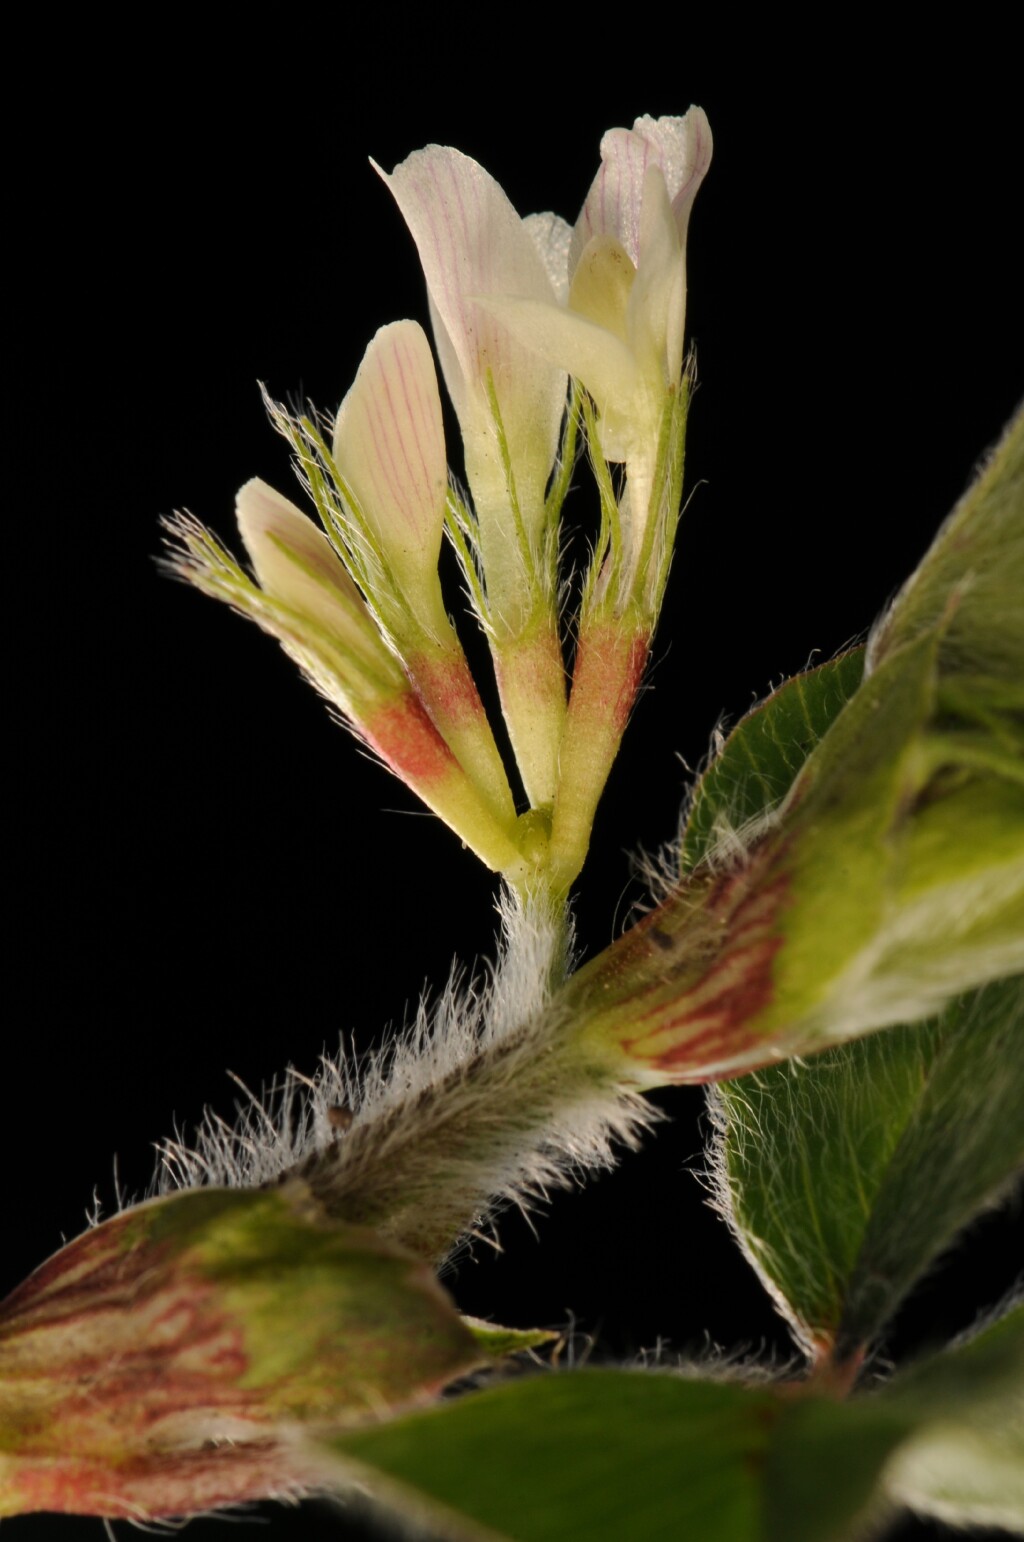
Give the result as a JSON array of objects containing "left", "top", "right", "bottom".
[
  {"left": 165, "top": 490, "right": 526, "bottom": 876},
  {"left": 331, "top": 322, "right": 519, "bottom": 833},
  {"left": 558, "top": 405, "right": 1024, "bottom": 1081},
  {"left": 332, "top": 320, "right": 449, "bottom": 623},
  {"left": 560, "top": 630, "right": 1023, "bottom": 1086},
  {"left": 0, "top": 1187, "right": 481, "bottom": 1520}
]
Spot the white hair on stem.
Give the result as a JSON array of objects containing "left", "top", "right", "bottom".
[{"left": 156, "top": 886, "right": 656, "bottom": 1265}]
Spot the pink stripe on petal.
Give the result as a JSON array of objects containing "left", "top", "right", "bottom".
[
  {"left": 333, "top": 322, "right": 447, "bottom": 581},
  {"left": 630, "top": 111, "right": 714, "bottom": 235},
  {"left": 571, "top": 110, "right": 712, "bottom": 275},
  {"left": 378, "top": 145, "right": 565, "bottom": 500}
]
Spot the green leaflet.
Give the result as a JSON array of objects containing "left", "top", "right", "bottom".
[
  {"left": 881, "top": 1300, "right": 1024, "bottom": 1534},
  {"left": 885, "top": 1296, "right": 1024, "bottom": 1416},
  {"left": 689, "top": 407, "right": 1024, "bottom": 1040},
  {"left": 680, "top": 648, "right": 865, "bottom": 873},
  {"left": 326, "top": 1311, "right": 1024, "bottom": 1541},
  {"left": 324, "top": 1368, "right": 911, "bottom": 1542},
  {"left": 869, "top": 404, "right": 1024, "bottom": 685},
  {"left": 331, "top": 1370, "right": 777, "bottom": 1542},
  {"left": 762, "top": 1396, "right": 913, "bottom": 1542},
  {"left": 687, "top": 487, "right": 1024, "bottom": 1360},
  {"left": 886, "top": 1423, "right": 1024, "bottom": 1533},
  {"left": 748, "top": 610, "right": 1021, "bottom": 1042},
  {"left": 680, "top": 408, "right": 1023, "bottom": 892},
  {"left": 710, "top": 977, "right": 1024, "bottom": 1359}
]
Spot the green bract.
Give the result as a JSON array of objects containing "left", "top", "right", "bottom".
[
  {"left": 0, "top": 1187, "right": 484, "bottom": 1517},
  {"left": 561, "top": 411, "right": 1024, "bottom": 1081}
]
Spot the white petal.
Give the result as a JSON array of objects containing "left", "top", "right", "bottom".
[
  {"left": 572, "top": 127, "right": 655, "bottom": 271},
  {"left": 427, "top": 291, "right": 470, "bottom": 438},
  {"left": 631, "top": 109, "right": 714, "bottom": 235},
  {"left": 524, "top": 211, "right": 573, "bottom": 306},
  {"left": 235, "top": 479, "right": 369, "bottom": 650},
  {"left": 571, "top": 107, "right": 713, "bottom": 271},
  {"left": 378, "top": 147, "right": 554, "bottom": 385},
  {"left": 376, "top": 146, "right": 566, "bottom": 521},
  {"left": 332, "top": 321, "right": 447, "bottom": 590},
  {"left": 479, "top": 296, "right": 640, "bottom": 450},
  {"left": 569, "top": 234, "right": 635, "bottom": 344},
  {"left": 628, "top": 166, "right": 685, "bottom": 386}
]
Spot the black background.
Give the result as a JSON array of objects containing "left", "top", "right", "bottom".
[{"left": 8, "top": 27, "right": 1022, "bottom": 1541}]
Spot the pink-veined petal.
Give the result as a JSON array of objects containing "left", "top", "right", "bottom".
[
  {"left": 524, "top": 211, "right": 573, "bottom": 306},
  {"left": 375, "top": 146, "right": 566, "bottom": 524},
  {"left": 332, "top": 321, "right": 447, "bottom": 592},
  {"left": 426, "top": 291, "right": 471, "bottom": 441},
  {"left": 572, "top": 127, "right": 654, "bottom": 271},
  {"left": 376, "top": 146, "right": 554, "bottom": 398},
  {"left": 632, "top": 110, "right": 714, "bottom": 237},
  {"left": 235, "top": 479, "right": 371, "bottom": 654},
  {"left": 570, "top": 108, "right": 712, "bottom": 272},
  {"left": 628, "top": 166, "right": 686, "bottom": 387}
]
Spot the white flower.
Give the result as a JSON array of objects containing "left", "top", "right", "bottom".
[
  {"left": 491, "top": 111, "right": 711, "bottom": 452},
  {"left": 482, "top": 110, "right": 712, "bottom": 572},
  {"left": 375, "top": 146, "right": 568, "bottom": 614}
]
